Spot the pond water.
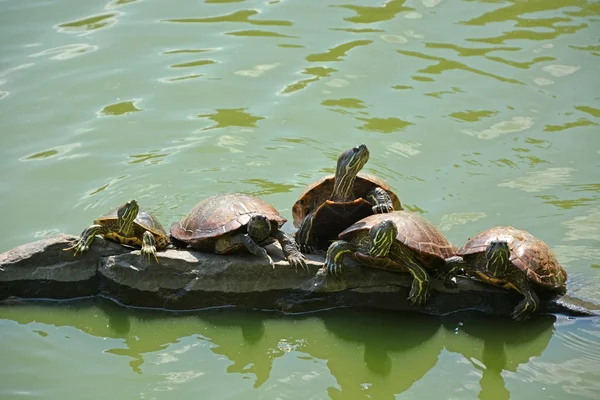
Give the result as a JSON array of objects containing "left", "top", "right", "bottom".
[{"left": 1, "top": 0, "right": 599, "bottom": 398}]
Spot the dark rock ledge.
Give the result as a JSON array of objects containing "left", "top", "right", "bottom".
[{"left": 1, "top": 233, "right": 598, "bottom": 319}]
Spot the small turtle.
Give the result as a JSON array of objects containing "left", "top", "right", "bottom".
[
  {"left": 324, "top": 211, "right": 457, "bottom": 305},
  {"left": 170, "top": 193, "right": 307, "bottom": 271},
  {"left": 437, "top": 226, "right": 567, "bottom": 321},
  {"left": 64, "top": 199, "right": 169, "bottom": 261},
  {"left": 292, "top": 144, "right": 402, "bottom": 253}
]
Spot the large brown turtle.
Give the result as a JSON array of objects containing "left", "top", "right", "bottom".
[
  {"left": 323, "top": 211, "right": 457, "bottom": 305},
  {"left": 170, "top": 193, "right": 307, "bottom": 271},
  {"left": 64, "top": 199, "right": 169, "bottom": 262},
  {"left": 292, "top": 144, "right": 402, "bottom": 253},
  {"left": 437, "top": 226, "right": 567, "bottom": 321}
]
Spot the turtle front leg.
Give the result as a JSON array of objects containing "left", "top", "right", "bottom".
[
  {"left": 324, "top": 240, "right": 357, "bottom": 276},
  {"left": 403, "top": 257, "right": 432, "bottom": 305},
  {"left": 506, "top": 269, "right": 539, "bottom": 321},
  {"left": 141, "top": 231, "right": 159, "bottom": 263},
  {"left": 295, "top": 212, "right": 317, "bottom": 254},
  {"left": 437, "top": 256, "right": 465, "bottom": 281},
  {"left": 63, "top": 224, "right": 107, "bottom": 255},
  {"left": 274, "top": 230, "right": 308, "bottom": 272},
  {"left": 366, "top": 187, "right": 394, "bottom": 214},
  {"left": 228, "top": 233, "right": 274, "bottom": 268}
]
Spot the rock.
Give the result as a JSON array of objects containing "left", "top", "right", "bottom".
[{"left": 1, "top": 234, "right": 598, "bottom": 319}]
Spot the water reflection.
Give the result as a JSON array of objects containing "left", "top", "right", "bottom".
[
  {"left": 443, "top": 313, "right": 556, "bottom": 400},
  {"left": 4, "top": 301, "right": 600, "bottom": 398},
  {"left": 195, "top": 108, "right": 265, "bottom": 130},
  {"left": 336, "top": 0, "right": 413, "bottom": 24},
  {"left": 316, "top": 310, "right": 443, "bottom": 399}
]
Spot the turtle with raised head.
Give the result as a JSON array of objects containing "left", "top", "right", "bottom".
[
  {"left": 292, "top": 144, "right": 402, "bottom": 253},
  {"left": 64, "top": 199, "right": 169, "bottom": 262},
  {"left": 437, "top": 226, "right": 567, "bottom": 321},
  {"left": 324, "top": 211, "right": 457, "bottom": 305},
  {"left": 170, "top": 193, "right": 307, "bottom": 271}
]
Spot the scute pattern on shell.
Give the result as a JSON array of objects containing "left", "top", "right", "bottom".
[
  {"left": 292, "top": 172, "right": 402, "bottom": 227},
  {"left": 458, "top": 226, "right": 567, "bottom": 289},
  {"left": 339, "top": 211, "right": 456, "bottom": 260},
  {"left": 170, "top": 193, "right": 286, "bottom": 242},
  {"left": 98, "top": 209, "right": 167, "bottom": 236}
]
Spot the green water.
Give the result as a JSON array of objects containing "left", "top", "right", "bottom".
[{"left": 1, "top": 0, "right": 600, "bottom": 398}]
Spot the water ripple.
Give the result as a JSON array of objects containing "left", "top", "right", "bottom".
[
  {"left": 56, "top": 12, "right": 122, "bottom": 35},
  {"left": 164, "top": 10, "right": 293, "bottom": 27}
]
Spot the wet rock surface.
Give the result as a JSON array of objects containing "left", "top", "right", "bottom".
[{"left": 1, "top": 234, "right": 598, "bottom": 318}]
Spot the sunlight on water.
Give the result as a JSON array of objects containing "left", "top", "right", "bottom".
[{"left": 1, "top": 0, "right": 600, "bottom": 398}]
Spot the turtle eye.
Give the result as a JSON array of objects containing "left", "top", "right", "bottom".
[{"left": 352, "top": 146, "right": 359, "bottom": 153}]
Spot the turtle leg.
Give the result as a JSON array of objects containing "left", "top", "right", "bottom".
[
  {"left": 141, "top": 231, "right": 159, "bottom": 263},
  {"left": 63, "top": 224, "right": 107, "bottom": 255},
  {"left": 403, "top": 256, "right": 432, "bottom": 305},
  {"left": 324, "top": 239, "right": 357, "bottom": 276},
  {"left": 366, "top": 187, "right": 394, "bottom": 214},
  {"left": 274, "top": 230, "right": 308, "bottom": 272},
  {"left": 436, "top": 256, "right": 466, "bottom": 288},
  {"left": 437, "top": 256, "right": 466, "bottom": 280},
  {"left": 506, "top": 269, "right": 540, "bottom": 321},
  {"left": 295, "top": 212, "right": 317, "bottom": 254},
  {"left": 227, "top": 233, "right": 275, "bottom": 268}
]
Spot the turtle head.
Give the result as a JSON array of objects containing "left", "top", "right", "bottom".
[
  {"left": 337, "top": 144, "right": 369, "bottom": 177},
  {"left": 247, "top": 214, "right": 271, "bottom": 243},
  {"left": 485, "top": 236, "right": 511, "bottom": 275},
  {"left": 368, "top": 219, "right": 397, "bottom": 258},
  {"left": 117, "top": 200, "right": 139, "bottom": 234},
  {"left": 332, "top": 144, "right": 370, "bottom": 201}
]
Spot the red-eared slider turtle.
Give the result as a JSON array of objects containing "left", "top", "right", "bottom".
[
  {"left": 324, "top": 211, "right": 457, "bottom": 305},
  {"left": 64, "top": 199, "right": 169, "bottom": 262},
  {"left": 437, "top": 226, "right": 568, "bottom": 321},
  {"left": 170, "top": 193, "right": 307, "bottom": 271},
  {"left": 292, "top": 144, "right": 402, "bottom": 253}
]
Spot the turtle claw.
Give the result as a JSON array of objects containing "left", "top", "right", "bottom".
[
  {"left": 408, "top": 281, "right": 430, "bottom": 306},
  {"left": 511, "top": 298, "right": 535, "bottom": 321},
  {"left": 288, "top": 254, "right": 309, "bottom": 273},
  {"left": 324, "top": 259, "right": 342, "bottom": 276},
  {"left": 299, "top": 243, "right": 315, "bottom": 254},
  {"left": 372, "top": 204, "right": 393, "bottom": 214}
]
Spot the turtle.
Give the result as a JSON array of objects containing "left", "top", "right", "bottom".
[
  {"left": 323, "top": 210, "right": 457, "bottom": 305},
  {"left": 64, "top": 199, "right": 169, "bottom": 262},
  {"left": 292, "top": 144, "right": 402, "bottom": 253},
  {"left": 437, "top": 226, "right": 568, "bottom": 321},
  {"left": 170, "top": 193, "right": 308, "bottom": 271}
]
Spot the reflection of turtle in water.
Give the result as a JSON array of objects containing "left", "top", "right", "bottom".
[
  {"left": 170, "top": 193, "right": 307, "bottom": 271},
  {"left": 442, "top": 312, "right": 556, "bottom": 400},
  {"left": 64, "top": 199, "right": 169, "bottom": 262},
  {"left": 438, "top": 226, "right": 567, "bottom": 321},
  {"left": 324, "top": 211, "right": 457, "bottom": 305},
  {"left": 292, "top": 144, "right": 402, "bottom": 253}
]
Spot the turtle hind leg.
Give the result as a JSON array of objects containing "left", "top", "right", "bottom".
[
  {"left": 64, "top": 225, "right": 107, "bottom": 255},
  {"left": 507, "top": 269, "right": 539, "bottom": 321},
  {"left": 366, "top": 187, "right": 394, "bottom": 214},
  {"left": 141, "top": 231, "right": 159, "bottom": 263},
  {"left": 274, "top": 230, "right": 308, "bottom": 272}
]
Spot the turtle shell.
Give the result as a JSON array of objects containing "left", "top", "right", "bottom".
[
  {"left": 458, "top": 226, "right": 567, "bottom": 289},
  {"left": 170, "top": 193, "right": 286, "bottom": 251},
  {"left": 96, "top": 209, "right": 168, "bottom": 238},
  {"left": 292, "top": 172, "right": 402, "bottom": 228},
  {"left": 340, "top": 211, "right": 457, "bottom": 265}
]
